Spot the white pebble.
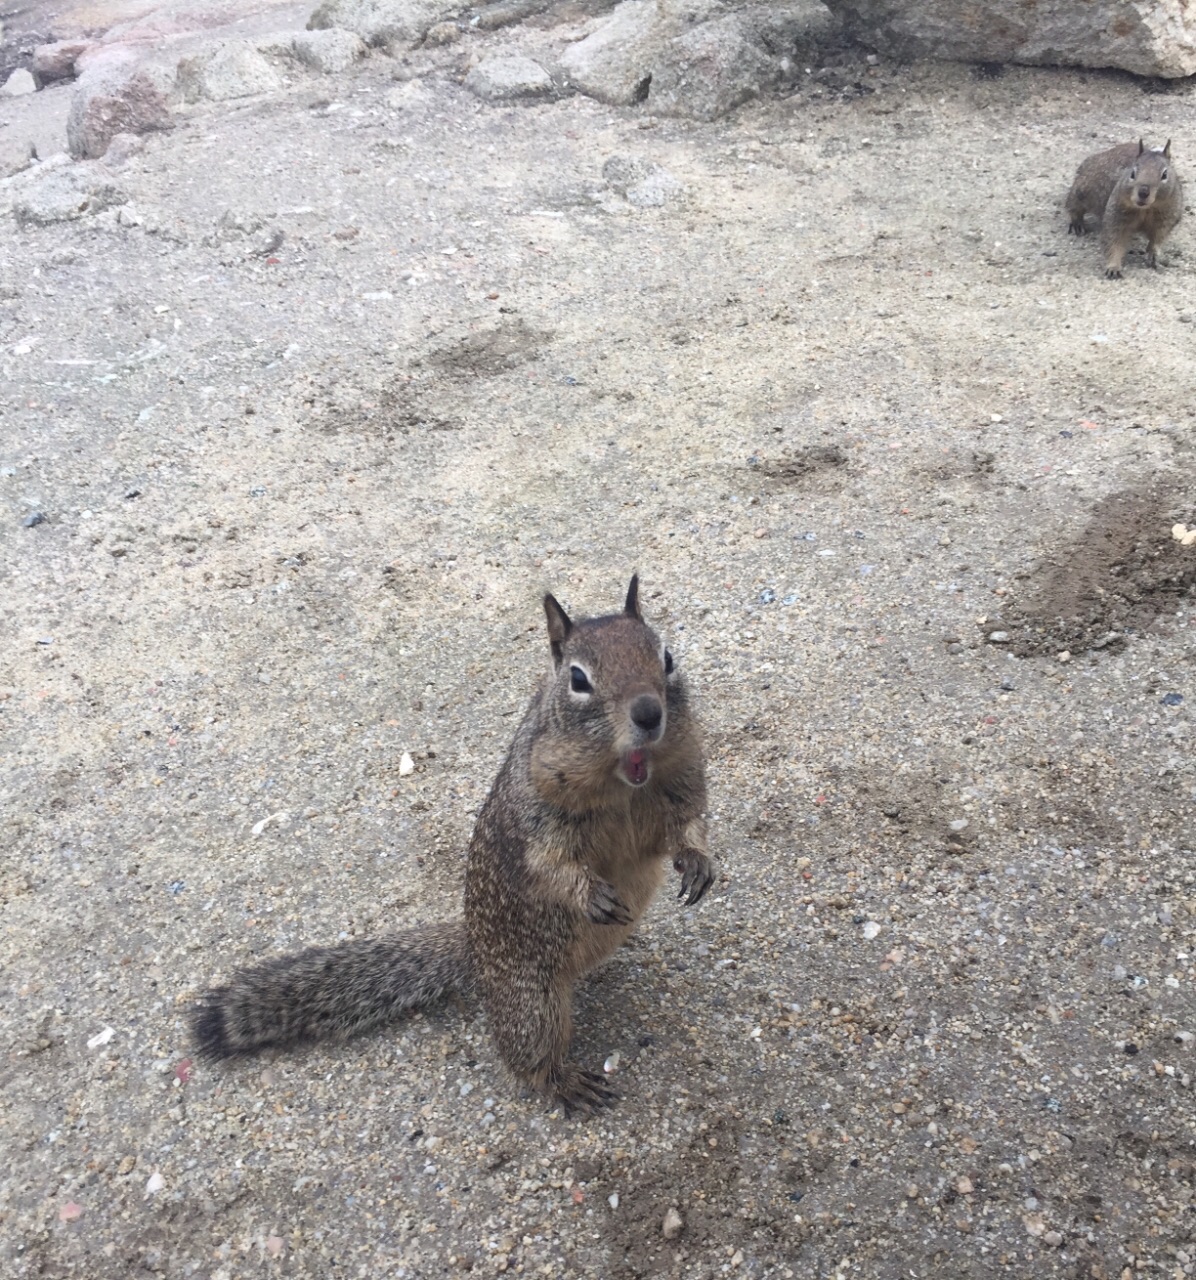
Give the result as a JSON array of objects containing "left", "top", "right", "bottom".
[
  {"left": 399, "top": 752, "right": 416, "bottom": 776},
  {"left": 604, "top": 1052, "right": 620, "bottom": 1074},
  {"left": 862, "top": 921, "right": 881, "bottom": 940},
  {"left": 144, "top": 1170, "right": 165, "bottom": 1196},
  {"left": 1173, "top": 523, "right": 1189, "bottom": 541},
  {"left": 948, "top": 818, "right": 969, "bottom": 832},
  {"left": 662, "top": 1207, "right": 683, "bottom": 1239},
  {"left": 608, "top": 1193, "right": 619, "bottom": 1210},
  {"left": 87, "top": 1026, "right": 115, "bottom": 1049}
]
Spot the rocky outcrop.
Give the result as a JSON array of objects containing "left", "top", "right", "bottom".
[
  {"left": 306, "top": 0, "right": 465, "bottom": 46},
  {"left": 176, "top": 42, "right": 283, "bottom": 102},
  {"left": 464, "top": 55, "right": 554, "bottom": 100},
  {"left": 561, "top": 0, "right": 838, "bottom": 116},
  {"left": 821, "top": 0, "right": 1196, "bottom": 78}
]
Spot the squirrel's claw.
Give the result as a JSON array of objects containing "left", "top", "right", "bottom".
[
  {"left": 554, "top": 1064, "right": 619, "bottom": 1115},
  {"left": 674, "top": 848, "right": 715, "bottom": 905},
  {"left": 586, "top": 879, "right": 633, "bottom": 926}
]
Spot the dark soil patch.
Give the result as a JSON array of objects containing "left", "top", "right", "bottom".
[
  {"left": 753, "top": 444, "right": 849, "bottom": 488},
  {"left": 423, "top": 318, "right": 552, "bottom": 379},
  {"left": 999, "top": 485, "right": 1196, "bottom": 657}
]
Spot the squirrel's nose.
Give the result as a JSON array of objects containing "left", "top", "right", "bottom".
[{"left": 630, "top": 695, "right": 663, "bottom": 734}]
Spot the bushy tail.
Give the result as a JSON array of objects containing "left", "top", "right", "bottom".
[{"left": 192, "top": 920, "right": 473, "bottom": 1059}]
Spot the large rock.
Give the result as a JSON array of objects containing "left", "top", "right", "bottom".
[
  {"left": 12, "top": 163, "right": 128, "bottom": 227},
  {"left": 3, "top": 69, "right": 38, "bottom": 96},
  {"left": 650, "top": 15, "right": 774, "bottom": 120},
  {"left": 67, "top": 54, "right": 177, "bottom": 160},
  {"left": 176, "top": 42, "right": 284, "bottom": 102},
  {"left": 33, "top": 40, "right": 92, "bottom": 82},
  {"left": 307, "top": 0, "right": 465, "bottom": 46},
  {"left": 464, "top": 55, "right": 553, "bottom": 100},
  {"left": 562, "top": 0, "right": 837, "bottom": 114},
  {"left": 290, "top": 29, "right": 368, "bottom": 72},
  {"left": 821, "top": 0, "right": 1196, "bottom": 78},
  {"left": 560, "top": 0, "right": 658, "bottom": 106}
]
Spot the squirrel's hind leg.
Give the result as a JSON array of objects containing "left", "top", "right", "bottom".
[{"left": 487, "top": 976, "right": 617, "bottom": 1113}]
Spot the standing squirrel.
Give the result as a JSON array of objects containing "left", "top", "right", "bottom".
[
  {"left": 192, "top": 576, "right": 715, "bottom": 1112},
  {"left": 1065, "top": 138, "right": 1183, "bottom": 278}
]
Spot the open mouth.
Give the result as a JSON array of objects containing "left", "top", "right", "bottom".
[{"left": 619, "top": 749, "right": 650, "bottom": 787}]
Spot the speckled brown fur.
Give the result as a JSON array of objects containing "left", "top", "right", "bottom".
[
  {"left": 1065, "top": 139, "right": 1183, "bottom": 278},
  {"left": 192, "top": 577, "right": 714, "bottom": 1112}
]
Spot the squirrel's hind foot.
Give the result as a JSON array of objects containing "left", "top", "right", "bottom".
[{"left": 553, "top": 1063, "right": 619, "bottom": 1115}]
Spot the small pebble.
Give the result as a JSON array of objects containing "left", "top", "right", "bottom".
[
  {"left": 662, "top": 1207, "right": 683, "bottom": 1239},
  {"left": 948, "top": 819, "right": 969, "bottom": 832},
  {"left": 862, "top": 921, "right": 881, "bottom": 940},
  {"left": 986, "top": 630, "right": 1009, "bottom": 643},
  {"left": 608, "top": 1193, "right": 619, "bottom": 1210},
  {"left": 956, "top": 1176, "right": 973, "bottom": 1195},
  {"left": 604, "top": 1052, "right": 620, "bottom": 1074},
  {"left": 22, "top": 511, "right": 46, "bottom": 527},
  {"left": 399, "top": 752, "right": 416, "bottom": 776}
]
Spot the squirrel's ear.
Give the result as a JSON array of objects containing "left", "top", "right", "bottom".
[
  {"left": 1138, "top": 138, "right": 1146, "bottom": 156},
  {"left": 543, "top": 593, "right": 573, "bottom": 668},
  {"left": 1164, "top": 138, "right": 1172, "bottom": 158},
  {"left": 624, "top": 573, "right": 642, "bottom": 620}
]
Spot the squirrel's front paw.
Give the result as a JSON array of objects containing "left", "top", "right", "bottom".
[
  {"left": 674, "top": 848, "right": 715, "bottom": 905},
  {"left": 586, "top": 879, "right": 633, "bottom": 926}
]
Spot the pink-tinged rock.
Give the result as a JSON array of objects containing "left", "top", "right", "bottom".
[
  {"left": 33, "top": 40, "right": 93, "bottom": 83},
  {"left": 67, "top": 54, "right": 177, "bottom": 160}
]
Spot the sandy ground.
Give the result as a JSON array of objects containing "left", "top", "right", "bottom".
[{"left": 1, "top": 7, "right": 1195, "bottom": 1278}]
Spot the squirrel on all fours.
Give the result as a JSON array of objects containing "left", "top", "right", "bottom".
[
  {"left": 1065, "top": 138, "right": 1183, "bottom": 278},
  {"left": 191, "top": 576, "right": 716, "bottom": 1112}
]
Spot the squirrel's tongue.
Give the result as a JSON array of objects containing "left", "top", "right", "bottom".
[{"left": 622, "top": 750, "right": 649, "bottom": 786}]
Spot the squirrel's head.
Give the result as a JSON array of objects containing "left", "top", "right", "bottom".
[
  {"left": 1127, "top": 139, "right": 1173, "bottom": 207},
  {"left": 540, "top": 575, "right": 678, "bottom": 791}
]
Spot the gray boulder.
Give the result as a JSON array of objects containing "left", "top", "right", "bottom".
[
  {"left": 12, "top": 164, "right": 128, "bottom": 227},
  {"left": 3, "top": 68, "right": 38, "bottom": 97},
  {"left": 176, "top": 42, "right": 284, "bottom": 102},
  {"left": 67, "top": 55, "right": 177, "bottom": 160},
  {"left": 307, "top": 0, "right": 465, "bottom": 46},
  {"left": 821, "top": 0, "right": 1196, "bottom": 78},
  {"left": 562, "top": 0, "right": 837, "bottom": 116},
  {"left": 464, "top": 55, "right": 553, "bottom": 100},
  {"left": 650, "top": 15, "right": 774, "bottom": 121},
  {"left": 290, "top": 29, "right": 369, "bottom": 72},
  {"left": 560, "top": 0, "right": 658, "bottom": 106}
]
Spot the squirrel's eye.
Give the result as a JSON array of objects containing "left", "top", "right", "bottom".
[
  {"left": 1130, "top": 168, "right": 1138, "bottom": 180},
  {"left": 664, "top": 649, "right": 675, "bottom": 675},
  {"left": 569, "top": 666, "right": 592, "bottom": 694},
  {"left": 1161, "top": 168, "right": 1169, "bottom": 180}
]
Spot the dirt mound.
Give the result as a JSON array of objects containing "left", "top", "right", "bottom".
[{"left": 1001, "top": 485, "right": 1196, "bottom": 656}]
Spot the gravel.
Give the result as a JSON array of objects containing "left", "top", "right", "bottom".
[{"left": 1, "top": 5, "right": 1194, "bottom": 1278}]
